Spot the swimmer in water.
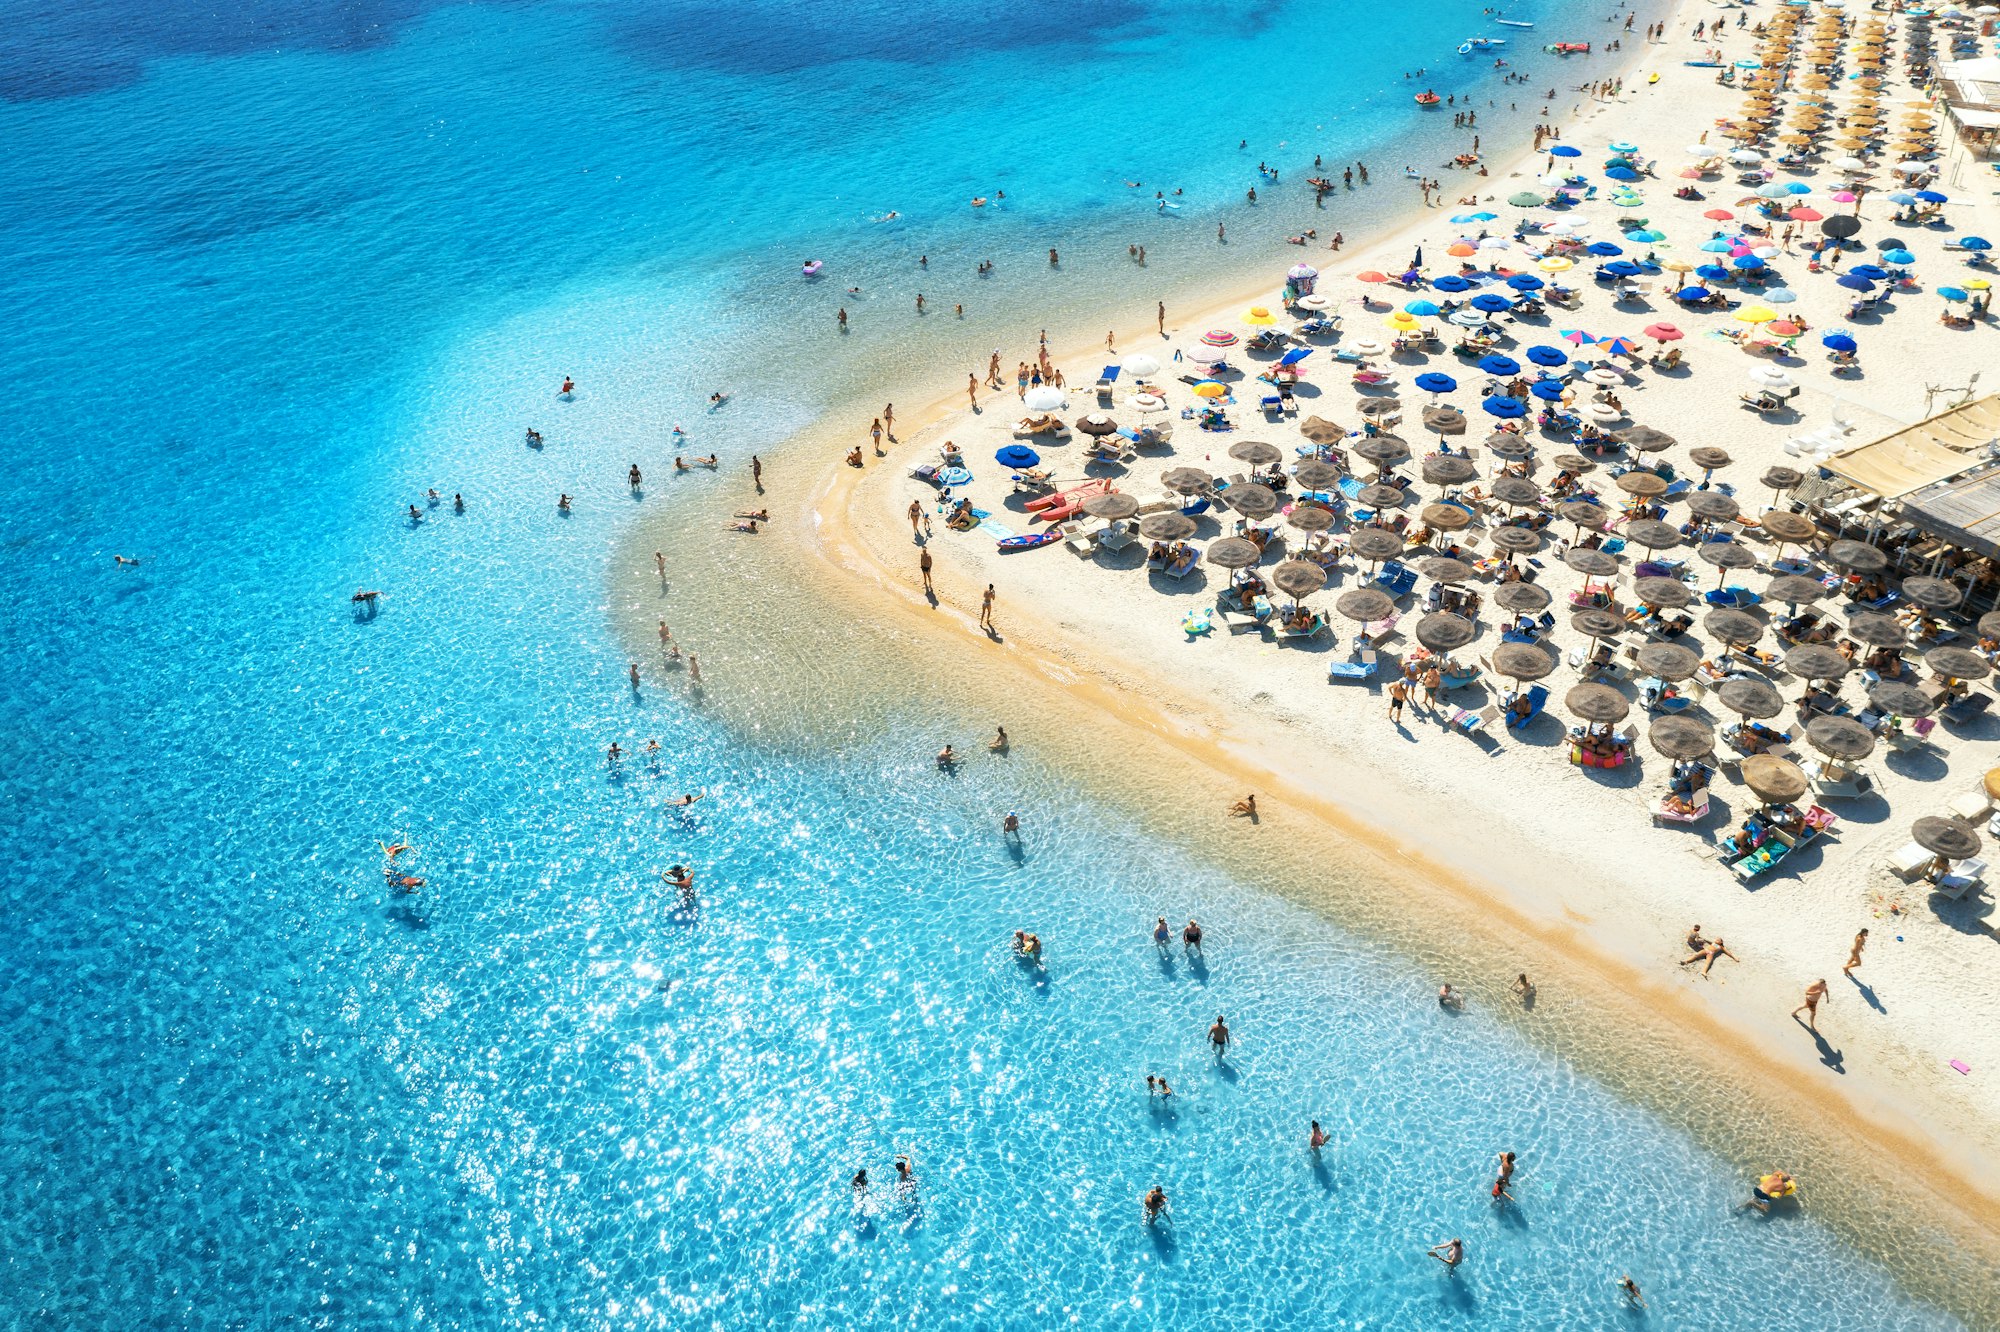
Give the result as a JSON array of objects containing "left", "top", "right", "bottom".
[
  {"left": 1143, "top": 1186, "right": 1168, "bottom": 1224},
  {"left": 989, "top": 726, "right": 1008, "bottom": 752},
  {"left": 852, "top": 1169, "right": 868, "bottom": 1196},
  {"left": 664, "top": 864, "right": 693, "bottom": 893},
  {"left": 1438, "top": 984, "right": 1464, "bottom": 1009},
  {"left": 669, "top": 792, "right": 704, "bottom": 807},
  {"left": 1618, "top": 1276, "right": 1644, "bottom": 1307},
  {"left": 725, "top": 518, "right": 759, "bottom": 533},
  {"left": 557, "top": 494, "right": 571, "bottom": 512},
  {"left": 1182, "top": 919, "right": 1203, "bottom": 953},
  {"left": 1002, "top": 811, "right": 1020, "bottom": 837},
  {"left": 114, "top": 554, "right": 141, "bottom": 566},
  {"left": 1309, "top": 1121, "right": 1330, "bottom": 1152},
  {"left": 936, "top": 745, "right": 956, "bottom": 768},
  {"left": 392, "top": 875, "right": 425, "bottom": 894},
  {"left": 1493, "top": 1151, "right": 1517, "bottom": 1202},
  {"left": 560, "top": 376, "right": 573, "bottom": 396},
  {"left": 893, "top": 1155, "right": 916, "bottom": 1192},
  {"left": 1427, "top": 1238, "right": 1465, "bottom": 1270},
  {"left": 1153, "top": 916, "right": 1171, "bottom": 950},
  {"left": 735, "top": 510, "right": 769, "bottom": 521},
  {"left": 606, "top": 742, "right": 623, "bottom": 765}
]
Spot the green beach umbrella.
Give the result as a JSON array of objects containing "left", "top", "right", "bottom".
[{"left": 1509, "top": 191, "right": 1545, "bottom": 207}]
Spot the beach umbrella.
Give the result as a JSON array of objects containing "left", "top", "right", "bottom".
[
  {"left": 1488, "top": 435, "right": 1534, "bottom": 463},
  {"left": 1825, "top": 538, "right": 1887, "bottom": 573},
  {"left": 1352, "top": 433, "right": 1409, "bottom": 466},
  {"left": 1625, "top": 520, "right": 1682, "bottom": 551},
  {"left": 1470, "top": 293, "right": 1515, "bottom": 314},
  {"left": 1509, "top": 191, "right": 1546, "bottom": 207},
  {"left": 1347, "top": 527, "right": 1404, "bottom": 563},
  {"left": 1493, "top": 642, "right": 1558, "bottom": 681},
  {"left": 1568, "top": 548, "right": 1616, "bottom": 580},
  {"left": 1717, "top": 677, "right": 1784, "bottom": 719},
  {"left": 1638, "top": 642, "right": 1702, "bottom": 682},
  {"left": 1337, "top": 587, "right": 1396, "bottom": 623},
  {"left": 1076, "top": 413, "right": 1121, "bottom": 436},
  {"left": 1913, "top": 816, "right": 1982, "bottom": 862},
  {"left": 1698, "top": 543, "right": 1756, "bottom": 577},
  {"left": 1432, "top": 275, "right": 1473, "bottom": 293},
  {"left": 1415, "top": 372, "right": 1458, "bottom": 395},
  {"left": 1940, "top": 286, "right": 1971, "bottom": 304},
  {"left": 1550, "top": 145, "right": 1581, "bottom": 159},
  {"left": 1422, "top": 452, "right": 1476, "bottom": 485},
  {"left": 1961, "top": 237, "right": 1993, "bottom": 253},
  {"left": 1082, "top": 492, "right": 1139, "bottom": 520},
  {"left": 1559, "top": 329, "right": 1596, "bottom": 345},
  {"left": 1123, "top": 353, "right": 1162, "bottom": 379},
  {"left": 1299, "top": 417, "right": 1345, "bottom": 446},
  {"left": 1477, "top": 355, "right": 1522, "bottom": 377},
  {"left": 1869, "top": 681, "right": 1936, "bottom": 718},
  {"left": 1567, "top": 683, "right": 1630, "bottom": 724},
  {"left": 1416, "top": 612, "right": 1477, "bottom": 652},
  {"left": 1634, "top": 577, "right": 1693, "bottom": 609},
  {"left": 1687, "top": 447, "right": 1732, "bottom": 473},
  {"left": 1357, "top": 483, "right": 1405, "bottom": 511},
  {"left": 1552, "top": 454, "right": 1594, "bottom": 474},
  {"left": 1482, "top": 396, "right": 1527, "bottom": 420},
  {"left": 1271, "top": 560, "right": 1328, "bottom": 600},
  {"left": 1139, "top": 512, "right": 1196, "bottom": 541},
  {"left": 1763, "top": 468, "right": 1805, "bottom": 498},
  {"left": 1286, "top": 505, "right": 1335, "bottom": 534},
  {"left": 1293, "top": 458, "right": 1342, "bottom": 489},
  {"left": 1616, "top": 471, "right": 1669, "bottom": 499},
  {"left": 1742, "top": 755, "right": 1809, "bottom": 805},
  {"left": 1205, "top": 536, "right": 1262, "bottom": 569},
  {"left": 1023, "top": 386, "right": 1065, "bottom": 412},
  {"left": 1587, "top": 241, "right": 1626, "bottom": 257},
  {"left": 1422, "top": 502, "right": 1473, "bottom": 532},
  {"left": 1651, "top": 716, "right": 1716, "bottom": 760},
  {"left": 1625, "top": 229, "right": 1665, "bottom": 245},
  {"left": 1489, "top": 527, "right": 1542, "bottom": 556},
  {"left": 1731, "top": 255, "right": 1767, "bottom": 272},
  {"left": 1685, "top": 493, "right": 1741, "bottom": 524},
  {"left": 1644, "top": 323, "right": 1684, "bottom": 342},
  {"left": 1700, "top": 238, "right": 1735, "bottom": 254},
  {"left": 1901, "top": 576, "right": 1962, "bottom": 612},
  {"left": 1508, "top": 274, "right": 1546, "bottom": 292},
  {"left": 1161, "top": 467, "right": 1213, "bottom": 495},
  {"left": 1915, "top": 190, "right": 1948, "bottom": 204},
  {"left": 1926, "top": 646, "right": 1992, "bottom": 682},
  {"left": 1822, "top": 332, "right": 1858, "bottom": 354},
  {"left": 1676, "top": 286, "right": 1713, "bottom": 303},
  {"left": 1192, "top": 382, "right": 1229, "bottom": 399},
  {"left": 1525, "top": 345, "right": 1567, "bottom": 367},
  {"left": 1883, "top": 249, "right": 1917, "bottom": 266},
  {"left": 1200, "top": 329, "right": 1240, "bottom": 347},
  {"left": 1421, "top": 556, "right": 1476, "bottom": 585},
  {"left": 1982, "top": 611, "right": 2000, "bottom": 641},
  {"left": 1184, "top": 347, "right": 1229, "bottom": 368},
  {"left": 995, "top": 444, "right": 1042, "bottom": 468},
  {"left": 1405, "top": 300, "right": 1443, "bottom": 317},
  {"left": 1766, "top": 573, "right": 1826, "bottom": 605},
  {"left": 1851, "top": 263, "right": 1889, "bottom": 280},
  {"left": 1787, "top": 644, "right": 1852, "bottom": 682},
  {"left": 1530, "top": 380, "right": 1567, "bottom": 402},
  {"left": 1706, "top": 608, "right": 1764, "bottom": 646},
  {"left": 1758, "top": 511, "right": 1815, "bottom": 548},
  {"left": 1695, "top": 264, "right": 1730, "bottom": 283},
  {"left": 1604, "top": 261, "right": 1642, "bottom": 278},
  {"left": 1584, "top": 368, "right": 1624, "bottom": 388},
  {"left": 1844, "top": 612, "right": 1904, "bottom": 650},
  {"left": 1571, "top": 606, "right": 1626, "bottom": 641},
  {"left": 1495, "top": 582, "right": 1552, "bottom": 614},
  {"left": 1356, "top": 271, "right": 1389, "bottom": 284},
  {"left": 1228, "top": 439, "right": 1283, "bottom": 467},
  {"left": 1223, "top": 484, "right": 1279, "bottom": 519},
  {"left": 1539, "top": 257, "right": 1575, "bottom": 274},
  {"left": 1558, "top": 500, "right": 1611, "bottom": 531},
  {"left": 1243, "top": 306, "right": 1279, "bottom": 327},
  {"left": 1490, "top": 477, "right": 1542, "bottom": 509}
]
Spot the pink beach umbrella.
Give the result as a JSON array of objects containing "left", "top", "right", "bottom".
[
  {"left": 1644, "top": 322, "right": 1684, "bottom": 342},
  {"left": 1200, "top": 329, "right": 1239, "bottom": 347}
]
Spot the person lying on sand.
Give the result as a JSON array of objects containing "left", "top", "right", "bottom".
[{"left": 1681, "top": 938, "right": 1737, "bottom": 976}]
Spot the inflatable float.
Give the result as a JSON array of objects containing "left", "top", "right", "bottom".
[
  {"left": 998, "top": 531, "right": 1059, "bottom": 552},
  {"left": 1458, "top": 37, "right": 1506, "bottom": 52},
  {"left": 1415, "top": 91, "right": 1442, "bottom": 106},
  {"left": 1546, "top": 42, "right": 1591, "bottom": 54},
  {"left": 801, "top": 260, "right": 823, "bottom": 277}
]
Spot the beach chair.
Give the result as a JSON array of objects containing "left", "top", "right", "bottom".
[
  {"left": 1938, "top": 859, "right": 1988, "bottom": 901},
  {"left": 1947, "top": 790, "right": 1994, "bottom": 824},
  {"left": 1374, "top": 561, "right": 1418, "bottom": 600},
  {"left": 1887, "top": 840, "right": 1934, "bottom": 881},
  {"left": 1506, "top": 685, "right": 1549, "bottom": 730},
  {"left": 1942, "top": 693, "right": 1992, "bottom": 726},
  {"left": 1096, "top": 365, "right": 1121, "bottom": 401},
  {"left": 1652, "top": 790, "right": 1711, "bottom": 825},
  {"left": 1327, "top": 645, "right": 1378, "bottom": 682},
  {"left": 1450, "top": 706, "right": 1498, "bottom": 736}
]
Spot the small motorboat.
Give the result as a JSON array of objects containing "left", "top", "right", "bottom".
[
  {"left": 1458, "top": 36, "right": 1506, "bottom": 52},
  {"left": 997, "top": 531, "right": 1059, "bottom": 552},
  {"left": 1495, "top": 16, "right": 1534, "bottom": 26}
]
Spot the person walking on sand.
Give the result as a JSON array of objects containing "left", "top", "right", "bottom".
[
  {"left": 1388, "top": 677, "right": 1409, "bottom": 723},
  {"left": 883, "top": 403, "right": 895, "bottom": 439},
  {"left": 919, "top": 548, "right": 934, "bottom": 595},
  {"left": 1421, "top": 664, "right": 1442, "bottom": 711},
  {"left": 1843, "top": 928, "right": 1868, "bottom": 977},
  {"left": 1157, "top": 301, "right": 1166, "bottom": 335},
  {"left": 908, "top": 500, "right": 923, "bottom": 540},
  {"left": 1792, "top": 978, "right": 1829, "bottom": 1030},
  {"left": 980, "top": 584, "right": 995, "bottom": 630},
  {"left": 870, "top": 418, "right": 884, "bottom": 454},
  {"left": 1208, "top": 1014, "right": 1231, "bottom": 1059},
  {"left": 751, "top": 454, "right": 762, "bottom": 490},
  {"left": 967, "top": 375, "right": 979, "bottom": 411}
]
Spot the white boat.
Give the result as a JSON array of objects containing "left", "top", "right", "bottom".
[{"left": 1496, "top": 17, "right": 1535, "bottom": 27}]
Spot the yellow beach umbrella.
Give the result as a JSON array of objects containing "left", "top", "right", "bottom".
[
  {"left": 1242, "top": 306, "right": 1278, "bottom": 326},
  {"left": 1193, "top": 381, "right": 1229, "bottom": 398},
  {"left": 1737, "top": 306, "right": 1779, "bottom": 324},
  {"left": 1539, "top": 256, "right": 1574, "bottom": 273}
]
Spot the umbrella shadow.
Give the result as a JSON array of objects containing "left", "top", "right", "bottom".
[
  {"left": 1794, "top": 1017, "right": 1846, "bottom": 1073},
  {"left": 1927, "top": 889, "right": 1997, "bottom": 940}
]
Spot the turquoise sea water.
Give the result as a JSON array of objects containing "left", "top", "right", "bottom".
[{"left": 0, "top": 1, "right": 1973, "bottom": 1326}]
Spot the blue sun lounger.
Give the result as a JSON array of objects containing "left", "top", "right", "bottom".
[
  {"left": 1505, "top": 684, "right": 1548, "bottom": 730},
  {"left": 1328, "top": 646, "right": 1379, "bottom": 682}
]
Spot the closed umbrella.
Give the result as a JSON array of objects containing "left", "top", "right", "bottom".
[
  {"left": 1638, "top": 642, "right": 1701, "bottom": 679},
  {"left": 1224, "top": 484, "right": 1279, "bottom": 519},
  {"left": 1347, "top": 527, "right": 1404, "bottom": 563},
  {"left": 1417, "top": 612, "right": 1477, "bottom": 652},
  {"left": 1742, "top": 755, "right": 1809, "bottom": 805},
  {"left": 1422, "top": 453, "right": 1478, "bottom": 486},
  {"left": 1489, "top": 527, "right": 1542, "bottom": 556},
  {"left": 1706, "top": 608, "right": 1764, "bottom": 645},
  {"left": 1825, "top": 538, "right": 1887, "bottom": 573},
  {"left": 1901, "top": 576, "right": 1962, "bottom": 611},
  {"left": 1717, "top": 676, "right": 1783, "bottom": 718},
  {"left": 1565, "top": 548, "right": 1620, "bottom": 578},
  {"left": 1162, "top": 467, "right": 1212, "bottom": 494},
  {"left": 1913, "top": 816, "right": 1981, "bottom": 862},
  {"left": 1786, "top": 644, "right": 1851, "bottom": 680},
  {"left": 1617, "top": 471, "right": 1669, "bottom": 498},
  {"left": 1337, "top": 588, "right": 1396, "bottom": 623},
  {"left": 1287, "top": 505, "right": 1335, "bottom": 533},
  {"left": 1205, "top": 536, "right": 1262, "bottom": 569},
  {"left": 1634, "top": 577, "right": 1693, "bottom": 609},
  {"left": 1422, "top": 502, "right": 1473, "bottom": 532},
  {"left": 1494, "top": 582, "right": 1552, "bottom": 613},
  {"left": 1271, "top": 560, "right": 1328, "bottom": 599},
  {"left": 1491, "top": 477, "right": 1542, "bottom": 507},
  {"left": 1869, "top": 681, "right": 1936, "bottom": 717},
  {"left": 1357, "top": 483, "right": 1406, "bottom": 511},
  {"left": 1422, "top": 556, "right": 1476, "bottom": 584},
  {"left": 1139, "top": 513, "right": 1196, "bottom": 541},
  {"left": 1228, "top": 440, "right": 1283, "bottom": 467},
  {"left": 1624, "top": 519, "right": 1682, "bottom": 551},
  {"left": 1685, "top": 492, "right": 1741, "bottom": 523},
  {"left": 1082, "top": 492, "right": 1139, "bottom": 520},
  {"left": 1845, "top": 611, "right": 1904, "bottom": 649},
  {"left": 1567, "top": 683, "right": 1630, "bottom": 723},
  {"left": 1294, "top": 459, "right": 1342, "bottom": 490},
  {"left": 1765, "top": 573, "right": 1826, "bottom": 604},
  {"left": 1925, "top": 646, "right": 1992, "bottom": 681},
  {"left": 1494, "top": 642, "right": 1558, "bottom": 680},
  {"left": 1651, "top": 716, "right": 1717, "bottom": 760},
  {"left": 1807, "top": 715, "right": 1875, "bottom": 761}
]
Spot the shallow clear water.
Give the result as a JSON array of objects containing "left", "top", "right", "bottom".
[{"left": 0, "top": 1, "right": 1969, "bottom": 1327}]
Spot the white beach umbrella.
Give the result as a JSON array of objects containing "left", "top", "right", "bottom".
[
  {"left": 1830, "top": 155, "right": 1867, "bottom": 171},
  {"left": 1479, "top": 236, "right": 1512, "bottom": 250},
  {"left": 1750, "top": 367, "right": 1796, "bottom": 389},
  {"left": 1024, "top": 386, "right": 1065, "bottom": 412},
  {"left": 1349, "top": 338, "right": 1387, "bottom": 356},
  {"left": 1588, "top": 401, "right": 1625, "bottom": 421},
  {"left": 1295, "top": 293, "right": 1331, "bottom": 310},
  {"left": 1890, "top": 162, "right": 1926, "bottom": 175},
  {"left": 1124, "top": 352, "right": 1162, "bottom": 377},
  {"left": 1729, "top": 149, "right": 1765, "bottom": 164},
  {"left": 1584, "top": 368, "right": 1624, "bottom": 386},
  {"left": 1184, "top": 346, "right": 1227, "bottom": 366}
]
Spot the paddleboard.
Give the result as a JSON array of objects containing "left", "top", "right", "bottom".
[
  {"left": 997, "top": 532, "right": 1059, "bottom": 552},
  {"left": 1495, "top": 17, "right": 1534, "bottom": 26}
]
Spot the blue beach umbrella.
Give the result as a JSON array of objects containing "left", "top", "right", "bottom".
[
  {"left": 996, "top": 444, "right": 1040, "bottom": 468},
  {"left": 1604, "top": 261, "right": 1642, "bottom": 277},
  {"left": 1886, "top": 192, "right": 1918, "bottom": 206},
  {"left": 1624, "top": 229, "right": 1664, "bottom": 243},
  {"left": 1550, "top": 145, "right": 1581, "bottom": 158},
  {"left": 1470, "top": 293, "right": 1515, "bottom": 313},
  {"left": 1599, "top": 336, "right": 1641, "bottom": 356},
  {"left": 1939, "top": 286, "right": 1969, "bottom": 302},
  {"left": 1608, "top": 140, "right": 1639, "bottom": 155},
  {"left": 1695, "top": 264, "right": 1730, "bottom": 282},
  {"left": 1450, "top": 212, "right": 1497, "bottom": 224},
  {"left": 1432, "top": 275, "right": 1473, "bottom": 292},
  {"left": 1700, "top": 238, "right": 1735, "bottom": 253},
  {"left": 1849, "top": 264, "right": 1889, "bottom": 281},
  {"left": 1676, "top": 285, "right": 1712, "bottom": 301},
  {"left": 1416, "top": 372, "right": 1458, "bottom": 394},
  {"left": 1586, "top": 241, "right": 1624, "bottom": 256},
  {"left": 1478, "top": 354, "right": 1521, "bottom": 375},
  {"left": 1960, "top": 237, "right": 1993, "bottom": 252},
  {"left": 1531, "top": 379, "right": 1567, "bottom": 401},
  {"left": 1915, "top": 190, "right": 1949, "bottom": 204},
  {"left": 1605, "top": 166, "right": 1641, "bottom": 182},
  {"left": 1506, "top": 274, "right": 1545, "bottom": 291},
  {"left": 1483, "top": 395, "right": 1528, "bottom": 419},
  {"left": 1882, "top": 249, "right": 1916, "bottom": 266},
  {"left": 1784, "top": 182, "right": 1813, "bottom": 196},
  {"left": 1731, "top": 255, "right": 1766, "bottom": 271},
  {"left": 1278, "top": 347, "right": 1314, "bottom": 366},
  {"left": 1405, "top": 299, "right": 1442, "bottom": 316},
  {"left": 1604, "top": 156, "right": 1635, "bottom": 169},
  {"left": 1525, "top": 344, "right": 1568, "bottom": 367},
  {"left": 1822, "top": 332, "right": 1858, "bottom": 352},
  {"left": 1836, "top": 274, "right": 1876, "bottom": 292}
]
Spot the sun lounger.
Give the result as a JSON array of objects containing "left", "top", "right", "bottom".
[
  {"left": 1652, "top": 791, "right": 1711, "bottom": 825},
  {"left": 1942, "top": 693, "right": 1992, "bottom": 726},
  {"left": 1374, "top": 561, "right": 1418, "bottom": 600},
  {"left": 1938, "top": 859, "right": 1988, "bottom": 900},
  {"left": 1947, "top": 790, "right": 1994, "bottom": 824},
  {"left": 1888, "top": 841, "right": 1943, "bottom": 880},
  {"left": 1328, "top": 646, "right": 1378, "bottom": 682},
  {"left": 1163, "top": 549, "right": 1200, "bottom": 580},
  {"left": 1506, "top": 684, "right": 1549, "bottom": 730},
  {"left": 1449, "top": 706, "right": 1497, "bottom": 736}
]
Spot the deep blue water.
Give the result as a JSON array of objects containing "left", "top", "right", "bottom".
[{"left": 0, "top": 1, "right": 1969, "bottom": 1326}]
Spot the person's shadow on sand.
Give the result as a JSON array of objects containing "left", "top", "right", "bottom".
[
  {"left": 1795, "top": 1017, "right": 1846, "bottom": 1073},
  {"left": 1848, "top": 974, "right": 1886, "bottom": 1014}
]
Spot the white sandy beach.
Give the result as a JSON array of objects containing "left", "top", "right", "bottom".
[{"left": 822, "top": 6, "right": 2000, "bottom": 1226}]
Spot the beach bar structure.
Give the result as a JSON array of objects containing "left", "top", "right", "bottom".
[{"left": 1940, "top": 57, "right": 2000, "bottom": 158}]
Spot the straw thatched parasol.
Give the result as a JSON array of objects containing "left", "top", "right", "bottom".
[
  {"left": 1617, "top": 471, "right": 1669, "bottom": 499},
  {"left": 1758, "top": 511, "right": 1816, "bottom": 544},
  {"left": 1716, "top": 676, "right": 1784, "bottom": 718},
  {"left": 1294, "top": 459, "right": 1342, "bottom": 490},
  {"left": 1352, "top": 434, "right": 1410, "bottom": 467},
  {"left": 1494, "top": 581, "right": 1552, "bottom": 613},
  {"left": 1845, "top": 611, "right": 1904, "bottom": 648},
  {"left": 1300, "top": 416, "right": 1345, "bottom": 444},
  {"left": 1348, "top": 527, "right": 1405, "bottom": 563},
  {"left": 1824, "top": 538, "right": 1887, "bottom": 573},
  {"left": 1634, "top": 576, "right": 1693, "bottom": 609},
  {"left": 1705, "top": 607, "right": 1764, "bottom": 644},
  {"left": 1564, "top": 548, "right": 1620, "bottom": 578},
  {"left": 1925, "top": 646, "right": 1992, "bottom": 681},
  {"left": 1807, "top": 715, "right": 1875, "bottom": 761},
  {"left": 1489, "top": 527, "right": 1542, "bottom": 556},
  {"left": 1868, "top": 681, "right": 1935, "bottom": 717},
  {"left": 1205, "top": 536, "right": 1262, "bottom": 569},
  {"left": 1742, "top": 755, "right": 1809, "bottom": 804},
  {"left": 1336, "top": 588, "right": 1396, "bottom": 623},
  {"left": 1422, "top": 453, "right": 1478, "bottom": 485},
  {"left": 1287, "top": 505, "right": 1335, "bottom": 533},
  {"left": 1762, "top": 466, "right": 1804, "bottom": 493},
  {"left": 1491, "top": 477, "right": 1543, "bottom": 507},
  {"left": 1558, "top": 499, "right": 1612, "bottom": 531},
  {"left": 1357, "top": 483, "right": 1407, "bottom": 511},
  {"left": 1355, "top": 399, "right": 1404, "bottom": 421},
  {"left": 1161, "top": 467, "right": 1212, "bottom": 494},
  {"left": 1422, "top": 503, "right": 1473, "bottom": 532},
  {"left": 1271, "top": 560, "right": 1328, "bottom": 599},
  {"left": 1979, "top": 610, "right": 2000, "bottom": 640},
  {"left": 1139, "top": 512, "right": 1197, "bottom": 541},
  {"left": 1786, "top": 644, "right": 1851, "bottom": 681},
  {"left": 1493, "top": 641, "right": 1557, "bottom": 680},
  {"left": 1698, "top": 542, "right": 1757, "bottom": 572},
  {"left": 1488, "top": 435, "right": 1534, "bottom": 461},
  {"left": 1416, "top": 612, "right": 1477, "bottom": 652},
  {"left": 1684, "top": 492, "right": 1741, "bottom": 523},
  {"left": 1900, "top": 576, "right": 1963, "bottom": 612},
  {"left": 1421, "top": 556, "right": 1476, "bottom": 584},
  {"left": 1624, "top": 519, "right": 1682, "bottom": 551},
  {"left": 1688, "top": 446, "right": 1733, "bottom": 470},
  {"left": 1651, "top": 716, "right": 1716, "bottom": 760},
  {"left": 1614, "top": 425, "right": 1678, "bottom": 453},
  {"left": 1566, "top": 682, "right": 1630, "bottom": 724},
  {"left": 1228, "top": 440, "right": 1283, "bottom": 467},
  {"left": 1637, "top": 642, "right": 1701, "bottom": 680},
  {"left": 1224, "top": 484, "right": 1279, "bottom": 519},
  {"left": 1083, "top": 492, "right": 1139, "bottom": 520},
  {"left": 1572, "top": 608, "right": 1626, "bottom": 640},
  {"left": 1912, "top": 815, "right": 1981, "bottom": 861}
]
